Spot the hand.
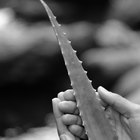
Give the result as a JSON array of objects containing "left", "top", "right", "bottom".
[
  {"left": 98, "top": 86, "right": 140, "bottom": 140},
  {"left": 52, "top": 90, "right": 87, "bottom": 140},
  {"left": 53, "top": 87, "right": 140, "bottom": 140}
]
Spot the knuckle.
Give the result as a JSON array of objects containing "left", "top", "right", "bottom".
[
  {"left": 59, "top": 101, "right": 76, "bottom": 113},
  {"left": 64, "top": 89, "right": 75, "bottom": 101},
  {"left": 62, "top": 114, "right": 70, "bottom": 122},
  {"left": 65, "top": 89, "right": 73, "bottom": 93},
  {"left": 58, "top": 92, "right": 64, "bottom": 100}
]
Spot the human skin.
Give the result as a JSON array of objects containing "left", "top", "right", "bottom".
[{"left": 52, "top": 86, "right": 140, "bottom": 140}]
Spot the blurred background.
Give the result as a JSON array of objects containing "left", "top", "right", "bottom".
[{"left": 0, "top": 0, "right": 140, "bottom": 139}]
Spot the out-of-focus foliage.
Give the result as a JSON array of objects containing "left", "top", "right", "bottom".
[
  {"left": 82, "top": 20, "right": 140, "bottom": 104},
  {"left": 108, "top": 0, "right": 140, "bottom": 26},
  {"left": 83, "top": 0, "right": 140, "bottom": 104}
]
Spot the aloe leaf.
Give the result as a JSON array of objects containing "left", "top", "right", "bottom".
[{"left": 40, "top": 0, "right": 118, "bottom": 139}]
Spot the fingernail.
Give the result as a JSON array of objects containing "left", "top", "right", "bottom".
[
  {"left": 98, "top": 86, "right": 108, "bottom": 93},
  {"left": 52, "top": 98, "right": 56, "bottom": 102},
  {"left": 58, "top": 92, "right": 65, "bottom": 101}
]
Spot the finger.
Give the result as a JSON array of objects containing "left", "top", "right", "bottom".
[
  {"left": 52, "top": 98, "right": 75, "bottom": 140},
  {"left": 59, "top": 101, "right": 77, "bottom": 114},
  {"left": 96, "top": 92, "right": 107, "bottom": 109},
  {"left": 63, "top": 89, "right": 76, "bottom": 101},
  {"left": 98, "top": 86, "right": 140, "bottom": 118},
  {"left": 58, "top": 92, "right": 65, "bottom": 101},
  {"left": 60, "top": 90, "right": 79, "bottom": 114},
  {"left": 62, "top": 114, "right": 82, "bottom": 125},
  {"left": 68, "top": 125, "right": 87, "bottom": 139},
  {"left": 52, "top": 98, "right": 66, "bottom": 134}
]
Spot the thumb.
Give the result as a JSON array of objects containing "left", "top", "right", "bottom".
[
  {"left": 52, "top": 98, "right": 75, "bottom": 140},
  {"left": 98, "top": 86, "right": 139, "bottom": 118}
]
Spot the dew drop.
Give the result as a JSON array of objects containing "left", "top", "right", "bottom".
[
  {"left": 65, "top": 61, "right": 68, "bottom": 66},
  {"left": 84, "top": 70, "right": 87, "bottom": 74},
  {"left": 101, "top": 106, "right": 105, "bottom": 110},
  {"left": 82, "top": 121, "right": 85, "bottom": 126},
  {"left": 58, "top": 41, "right": 61, "bottom": 46},
  {"left": 88, "top": 80, "right": 92, "bottom": 83},
  {"left": 68, "top": 40, "right": 71, "bottom": 44},
  {"left": 68, "top": 71, "right": 70, "bottom": 76},
  {"left": 79, "top": 111, "right": 82, "bottom": 116},
  {"left": 77, "top": 101, "right": 80, "bottom": 107},
  {"left": 48, "top": 15, "right": 51, "bottom": 19},
  {"left": 71, "top": 82, "right": 74, "bottom": 87}
]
